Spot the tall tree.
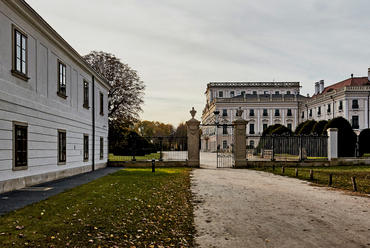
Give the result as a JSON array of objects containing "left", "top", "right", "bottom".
[{"left": 83, "top": 51, "right": 145, "bottom": 122}]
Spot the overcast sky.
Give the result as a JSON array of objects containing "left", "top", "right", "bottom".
[{"left": 26, "top": 0, "right": 370, "bottom": 127}]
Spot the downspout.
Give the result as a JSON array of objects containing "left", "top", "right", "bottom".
[
  {"left": 332, "top": 96, "right": 334, "bottom": 119},
  {"left": 367, "top": 91, "right": 370, "bottom": 128},
  {"left": 92, "top": 76, "right": 95, "bottom": 171}
]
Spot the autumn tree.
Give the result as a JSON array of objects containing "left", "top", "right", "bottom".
[
  {"left": 83, "top": 51, "right": 145, "bottom": 122},
  {"left": 134, "top": 120, "right": 174, "bottom": 137}
]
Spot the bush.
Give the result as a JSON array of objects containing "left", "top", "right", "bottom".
[
  {"left": 270, "top": 125, "right": 293, "bottom": 135},
  {"left": 298, "top": 120, "right": 317, "bottom": 135},
  {"left": 322, "top": 117, "right": 357, "bottom": 157},
  {"left": 359, "top": 129, "right": 370, "bottom": 157},
  {"left": 109, "top": 121, "right": 154, "bottom": 156},
  {"left": 262, "top": 124, "right": 282, "bottom": 136},
  {"left": 294, "top": 120, "right": 308, "bottom": 134},
  {"left": 311, "top": 120, "right": 328, "bottom": 136}
]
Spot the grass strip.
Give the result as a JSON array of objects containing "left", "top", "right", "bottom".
[
  {"left": 249, "top": 165, "right": 370, "bottom": 194},
  {"left": 0, "top": 167, "right": 195, "bottom": 247},
  {"left": 108, "top": 153, "right": 161, "bottom": 161}
]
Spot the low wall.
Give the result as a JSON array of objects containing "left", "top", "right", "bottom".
[
  {"left": 338, "top": 158, "right": 370, "bottom": 165},
  {"left": 108, "top": 161, "right": 189, "bottom": 168}
]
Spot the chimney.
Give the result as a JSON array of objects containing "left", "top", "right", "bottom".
[
  {"left": 319, "top": 80, "right": 324, "bottom": 93},
  {"left": 315, "top": 82, "right": 319, "bottom": 95}
]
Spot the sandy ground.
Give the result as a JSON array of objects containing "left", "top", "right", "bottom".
[{"left": 193, "top": 152, "right": 370, "bottom": 247}]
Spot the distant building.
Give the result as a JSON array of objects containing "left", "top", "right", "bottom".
[
  {"left": 201, "top": 82, "right": 307, "bottom": 151},
  {"left": 0, "top": 0, "right": 110, "bottom": 193},
  {"left": 303, "top": 69, "right": 370, "bottom": 134}
]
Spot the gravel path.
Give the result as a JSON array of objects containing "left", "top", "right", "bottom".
[{"left": 191, "top": 167, "right": 370, "bottom": 248}]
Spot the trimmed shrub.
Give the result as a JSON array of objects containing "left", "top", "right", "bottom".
[
  {"left": 262, "top": 124, "right": 282, "bottom": 136},
  {"left": 270, "top": 125, "right": 293, "bottom": 135},
  {"left": 298, "top": 120, "right": 317, "bottom": 135},
  {"left": 294, "top": 120, "right": 308, "bottom": 134},
  {"left": 311, "top": 120, "right": 328, "bottom": 136},
  {"left": 359, "top": 129, "right": 370, "bottom": 157},
  {"left": 322, "top": 117, "right": 357, "bottom": 157}
]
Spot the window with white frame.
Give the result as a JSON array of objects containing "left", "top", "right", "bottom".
[{"left": 12, "top": 26, "right": 29, "bottom": 81}]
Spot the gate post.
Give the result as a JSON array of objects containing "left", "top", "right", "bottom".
[
  {"left": 233, "top": 108, "right": 249, "bottom": 168},
  {"left": 186, "top": 107, "right": 200, "bottom": 167},
  {"left": 327, "top": 128, "right": 338, "bottom": 165}
]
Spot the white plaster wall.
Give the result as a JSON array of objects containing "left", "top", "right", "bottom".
[{"left": 0, "top": 1, "right": 109, "bottom": 193}]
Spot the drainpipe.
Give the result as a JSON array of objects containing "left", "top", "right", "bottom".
[
  {"left": 332, "top": 96, "right": 334, "bottom": 119},
  {"left": 92, "top": 76, "right": 95, "bottom": 171}
]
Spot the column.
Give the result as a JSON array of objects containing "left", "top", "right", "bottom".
[
  {"left": 365, "top": 98, "right": 368, "bottom": 128},
  {"left": 186, "top": 108, "right": 200, "bottom": 167},
  {"left": 282, "top": 109, "right": 285, "bottom": 125},
  {"left": 344, "top": 99, "right": 348, "bottom": 120},
  {"left": 270, "top": 109, "right": 273, "bottom": 125},
  {"left": 257, "top": 108, "right": 260, "bottom": 134}
]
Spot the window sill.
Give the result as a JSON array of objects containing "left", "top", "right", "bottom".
[
  {"left": 58, "top": 161, "right": 66, "bottom": 165},
  {"left": 57, "top": 92, "right": 68, "bottom": 99},
  {"left": 13, "top": 165, "right": 28, "bottom": 171},
  {"left": 84, "top": 159, "right": 89, "bottom": 162},
  {"left": 83, "top": 104, "right": 90, "bottom": 109},
  {"left": 11, "top": 70, "right": 29, "bottom": 82}
]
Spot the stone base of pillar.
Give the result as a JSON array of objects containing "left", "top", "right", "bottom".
[
  {"left": 235, "top": 159, "right": 248, "bottom": 168},
  {"left": 330, "top": 158, "right": 338, "bottom": 166},
  {"left": 187, "top": 160, "right": 200, "bottom": 167}
]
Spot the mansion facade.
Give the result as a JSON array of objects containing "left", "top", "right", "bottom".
[{"left": 201, "top": 68, "right": 370, "bottom": 151}]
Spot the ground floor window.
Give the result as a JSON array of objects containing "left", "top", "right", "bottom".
[
  {"left": 84, "top": 134, "right": 89, "bottom": 161},
  {"left": 14, "top": 123, "right": 28, "bottom": 168},
  {"left": 249, "top": 140, "right": 255, "bottom": 148},
  {"left": 287, "top": 123, "right": 292, "bottom": 130},
  {"left": 58, "top": 130, "right": 66, "bottom": 164},
  {"left": 352, "top": 116, "right": 359, "bottom": 129},
  {"left": 223, "top": 140, "right": 227, "bottom": 149},
  {"left": 100, "top": 137, "right": 104, "bottom": 159}
]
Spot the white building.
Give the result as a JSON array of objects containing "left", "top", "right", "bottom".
[
  {"left": 0, "top": 0, "right": 110, "bottom": 193},
  {"left": 304, "top": 70, "right": 370, "bottom": 133},
  {"left": 201, "top": 82, "right": 306, "bottom": 151}
]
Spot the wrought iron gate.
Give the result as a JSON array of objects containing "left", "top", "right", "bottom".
[{"left": 216, "top": 124, "right": 234, "bottom": 168}]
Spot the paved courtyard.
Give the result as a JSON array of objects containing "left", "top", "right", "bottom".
[{"left": 194, "top": 153, "right": 370, "bottom": 247}]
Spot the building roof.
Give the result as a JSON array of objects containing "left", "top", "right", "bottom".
[{"left": 313, "top": 77, "right": 370, "bottom": 97}]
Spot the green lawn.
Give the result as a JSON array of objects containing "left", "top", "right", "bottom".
[
  {"left": 108, "top": 153, "right": 161, "bottom": 161},
  {"left": 0, "top": 168, "right": 195, "bottom": 247},
  {"left": 250, "top": 165, "right": 370, "bottom": 194}
]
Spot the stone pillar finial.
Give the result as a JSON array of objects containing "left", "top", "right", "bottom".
[
  {"left": 190, "top": 107, "right": 197, "bottom": 119},
  {"left": 236, "top": 107, "right": 243, "bottom": 118}
]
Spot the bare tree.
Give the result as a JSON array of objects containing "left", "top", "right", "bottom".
[{"left": 83, "top": 51, "right": 145, "bottom": 122}]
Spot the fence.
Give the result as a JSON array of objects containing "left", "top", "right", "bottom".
[
  {"left": 247, "top": 134, "right": 328, "bottom": 161},
  {"left": 109, "top": 136, "right": 188, "bottom": 162}
]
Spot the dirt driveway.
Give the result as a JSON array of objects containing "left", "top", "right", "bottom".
[{"left": 191, "top": 167, "right": 370, "bottom": 248}]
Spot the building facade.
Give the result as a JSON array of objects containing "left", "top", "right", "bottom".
[
  {"left": 0, "top": 0, "right": 110, "bottom": 193},
  {"left": 201, "top": 82, "right": 306, "bottom": 151},
  {"left": 303, "top": 70, "right": 370, "bottom": 134}
]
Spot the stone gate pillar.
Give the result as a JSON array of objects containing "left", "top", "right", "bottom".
[
  {"left": 233, "top": 108, "right": 248, "bottom": 168},
  {"left": 327, "top": 128, "right": 338, "bottom": 166},
  {"left": 186, "top": 107, "right": 200, "bottom": 167}
]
